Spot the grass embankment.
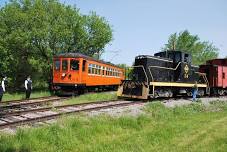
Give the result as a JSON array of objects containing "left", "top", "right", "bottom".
[
  {"left": 63, "top": 92, "right": 117, "bottom": 105},
  {"left": 2, "top": 91, "right": 51, "bottom": 101},
  {"left": 0, "top": 100, "right": 227, "bottom": 152}
]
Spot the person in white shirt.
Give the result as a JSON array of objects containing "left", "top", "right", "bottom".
[
  {"left": 0, "top": 76, "right": 7, "bottom": 101},
  {"left": 25, "top": 76, "right": 32, "bottom": 99}
]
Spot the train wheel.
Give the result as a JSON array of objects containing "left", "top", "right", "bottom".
[
  {"left": 84, "top": 88, "right": 88, "bottom": 93},
  {"left": 198, "top": 89, "right": 205, "bottom": 97},
  {"left": 72, "top": 90, "right": 78, "bottom": 97},
  {"left": 187, "top": 92, "right": 192, "bottom": 97},
  {"left": 218, "top": 90, "right": 224, "bottom": 96},
  {"left": 168, "top": 90, "right": 173, "bottom": 98}
]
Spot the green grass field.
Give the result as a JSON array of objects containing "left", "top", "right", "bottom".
[
  {"left": 0, "top": 99, "right": 227, "bottom": 152},
  {"left": 63, "top": 91, "right": 117, "bottom": 105},
  {"left": 2, "top": 91, "right": 51, "bottom": 101}
]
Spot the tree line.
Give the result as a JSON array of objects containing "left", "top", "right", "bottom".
[
  {"left": 0, "top": 0, "right": 113, "bottom": 90},
  {"left": 121, "top": 30, "right": 219, "bottom": 79},
  {"left": 0, "top": 1, "right": 220, "bottom": 91},
  {"left": 162, "top": 30, "right": 219, "bottom": 65}
]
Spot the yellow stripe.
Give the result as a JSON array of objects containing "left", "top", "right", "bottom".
[{"left": 150, "top": 82, "right": 207, "bottom": 88}]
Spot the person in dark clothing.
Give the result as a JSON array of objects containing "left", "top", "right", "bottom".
[
  {"left": 0, "top": 76, "right": 7, "bottom": 102},
  {"left": 25, "top": 76, "right": 32, "bottom": 99}
]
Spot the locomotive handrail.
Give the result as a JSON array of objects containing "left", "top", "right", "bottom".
[
  {"left": 148, "top": 62, "right": 182, "bottom": 71},
  {"left": 148, "top": 67, "right": 154, "bottom": 82},
  {"left": 195, "top": 72, "right": 210, "bottom": 87},
  {"left": 127, "top": 65, "right": 149, "bottom": 84},
  {"left": 148, "top": 63, "right": 209, "bottom": 89}
]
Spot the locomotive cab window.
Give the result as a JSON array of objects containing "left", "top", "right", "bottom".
[
  {"left": 54, "top": 60, "right": 60, "bottom": 71},
  {"left": 168, "top": 53, "right": 174, "bottom": 60},
  {"left": 174, "top": 53, "right": 181, "bottom": 63},
  {"left": 70, "top": 60, "right": 79, "bottom": 71},
  {"left": 62, "top": 60, "right": 68, "bottom": 71},
  {"left": 184, "top": 54, "right": 190, "bottom": 63}
]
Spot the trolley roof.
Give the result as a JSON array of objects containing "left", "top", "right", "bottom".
[{"left": 54, "top": 53, "right": 122, "bottom": 69}]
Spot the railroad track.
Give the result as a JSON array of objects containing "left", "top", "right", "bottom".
[
  {"left": 0, "top": 96, "right": 69, "bottom": 110},
  {"left": 0, "top": 100, "right": 145, "bottom": 129},
  {"left": 3, "top": 96, "right": 56, "bottom": 104}
]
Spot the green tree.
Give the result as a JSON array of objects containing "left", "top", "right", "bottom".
[
  {"left": 117, "top": 64, "right": 134, "bottom": 80},
  {"left": 0, "top": 0, "right": 113, "bottom": 90},
  {"left": 163, "top": 30, "right": 219, "bottom": 65}
]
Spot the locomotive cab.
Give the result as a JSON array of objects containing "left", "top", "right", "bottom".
[
  {"left": 154, "top": 51, "right": 197, "bottom": 82},
  {"left": 154, "top": 51, "right": 192, "bottom": 64}
]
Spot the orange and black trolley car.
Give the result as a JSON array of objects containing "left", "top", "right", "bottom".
[{"left": 52, "top": 53, "right": 125, "bottom": 95}]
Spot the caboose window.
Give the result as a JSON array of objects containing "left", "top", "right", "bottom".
[
  {"left": 54, "top": 60, "right": 60, "bottom": 71},
  {"left": 70, "top": 60, "right": 79, "bottom": 70},
  {"left": 62, "top": 60, "right": 68, "bottom": 71},
  {"left": 223, "top": 73, "right": 226, "bottom": 79}
]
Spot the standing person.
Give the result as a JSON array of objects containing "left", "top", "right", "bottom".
[
  {"left": 192, "top": 81, "right": 198, "bottom": 101},
  {"left": 25, "top": 76, "right": 32, "bottom": 99},
  {"left": 0, "top": 76, "right": 7, "bottom": 102}
]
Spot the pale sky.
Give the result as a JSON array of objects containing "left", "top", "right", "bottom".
[{"left": 1, "top": 0, "right": 227, "bottom": 65}]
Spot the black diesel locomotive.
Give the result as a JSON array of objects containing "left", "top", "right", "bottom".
[{"left": 117, "top": 51, "right": 209, "bottom": 99}]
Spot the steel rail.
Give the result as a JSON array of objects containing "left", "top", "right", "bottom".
[
  {"left": 2, "top": 96, "right": 56, "bottom": 104},
  {"left": 0, "top": 101, "right": 145, "bottom": 129},
  {"left": 0, "top": 97, "right": 69, "bottom": 109},
  {"left": 0, "top": 99, "right": 119, "bottom": 117}
]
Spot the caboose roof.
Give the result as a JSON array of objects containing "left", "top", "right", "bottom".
[
  {"left": 54, "top": 53, "right": 121, "bottom": 68},
  {"left": 206, "top": 58, "right": 227, "bottom": 66}
]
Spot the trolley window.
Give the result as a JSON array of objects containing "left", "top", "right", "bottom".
[
  {"left": 92, "top": 64, "right": 96, "bottom": 74},
  {"left": 88, "top": 64, "right": 92, "bottom": 73},
  {"left": 70, "top": 60, "right": 79, "bottom": 71},
  {"left": 102, "top": 67, "right": 105, "bottom": 75},
  {"left": 54, "top": 60, "right": 60, "bottom": 71},
  {"left": 62, "top": 60, "right": 68, "bottom": 71},
  {"left": 82, "top": 60, "right": 86, "bottom": 71}
]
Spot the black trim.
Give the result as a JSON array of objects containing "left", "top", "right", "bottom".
[{"left": 53, "top": 83, "right": 86, "bottom": 87}]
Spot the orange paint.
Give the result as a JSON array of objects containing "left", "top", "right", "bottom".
[{"left": 53, "top": 55, "right": 125, "bottom": 87}]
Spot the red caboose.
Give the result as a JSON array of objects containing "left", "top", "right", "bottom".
[{"left": 199, "top": 59, "right": 227, "bottom": 95}]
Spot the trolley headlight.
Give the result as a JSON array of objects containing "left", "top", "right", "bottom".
[{"left": 62, "top": 73, "right": 66, "bottom": 77}]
